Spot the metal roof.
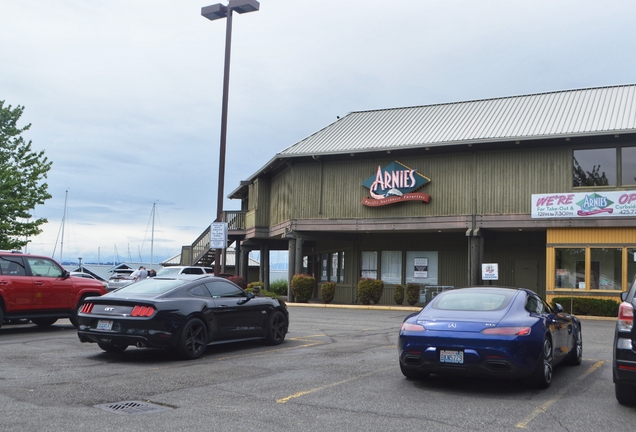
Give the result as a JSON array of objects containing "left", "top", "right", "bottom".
[{"left": 279, "top": 84, "right": 636, "bottom": 157}]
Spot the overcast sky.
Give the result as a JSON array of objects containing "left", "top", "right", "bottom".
[{"left": 2, "top": 0, "right": 635, "bottom": 265}]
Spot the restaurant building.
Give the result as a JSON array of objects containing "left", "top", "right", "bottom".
[{"left": 191, "top": 84, "right": 636, "bottom": 305}]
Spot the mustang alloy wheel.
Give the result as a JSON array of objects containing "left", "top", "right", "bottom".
[
  {"left": 264, "top": 311, "right": 288, "bottom": 345},
  {"left": 178, "top": 318, "right": 208, "bottom": 360}
]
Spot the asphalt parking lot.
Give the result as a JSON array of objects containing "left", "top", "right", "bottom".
[{"left": 0, "top": 306, "right": 634, "bottom": 432}]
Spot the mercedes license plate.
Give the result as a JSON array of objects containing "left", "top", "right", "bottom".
[
  {"left": 96, "top": 320, "right": 113, "bottom": 331},
  {"left": 440, "top": 350, "right": 464, "bottom": 364}
]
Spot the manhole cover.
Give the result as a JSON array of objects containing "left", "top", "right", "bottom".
[{"left": 95, "top": 400, "right": 173, "bottom": 415}]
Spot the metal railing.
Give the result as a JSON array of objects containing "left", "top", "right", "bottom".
[{"left": 186, "top": 211, "right": 247, "bottom": 266}]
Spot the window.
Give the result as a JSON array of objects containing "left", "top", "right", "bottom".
[
  {"left": 554, "top": 248, "right": 586, "bottom": 289},
  {"left": 26, "top": 257, "right": 64, "bottom": 278},
  {"left": 622, "top": 146, "right": 636, "bottom": 186},
  {"left": 573, "top": 148, "right": 616, "bottom": 187},
  {"left": 361, "top": 251, "right": 377, "bottom": 279},
  {"left": 205, "top": 281, "right": 244, "bottom": 298},
  {"left": 629, "top": 249, "right": 636, "bottom": 287},
  {"left": 405, "top": 251, "right": 439, "bottom": 285},
  {"left": 434, "top": 290, "right": 514, "bottom": 311},
  {"left": 0, "top": 256, "right": 26, "bottom": 276},
  {"left": 330, "top": 253, "right": 338, "bottom": 283},
  {"left": 189, "top": 285, "right": 211, "bottom": 297},
  {"left": 573, "top": 145, "right": 636, "bottom": 187},
  {"left": 554, "top": 246, "right": 632, "bottom": 291},
  {"left": 381, "top": 251, "right": 402, "bottom": 284},
  {"left": 320, "top": 254, "right": 329, "bottom": 282},
  {"left": 590, "top": 248, "right": 622, "bottom": 290}
]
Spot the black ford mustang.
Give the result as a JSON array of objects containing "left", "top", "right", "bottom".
[{"left": 77, "top": 275, "right": 289, "bottom": 359}]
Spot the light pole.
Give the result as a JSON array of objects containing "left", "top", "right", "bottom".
[{"left": 201, "top": 0, "right": 259, "bottom": 276}]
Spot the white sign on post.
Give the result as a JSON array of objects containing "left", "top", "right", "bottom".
[
  {"left": 210, "top": 222, "right": 228, "bottom": 249},
  {"left": 481, "top": 263, "right": 499, "bottom": 280}
]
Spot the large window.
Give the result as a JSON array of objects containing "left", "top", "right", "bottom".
[
  {"left": 622, "top": 147, "right": 636, "bottom": 186},
  {"left": 381, "top": 251, "right": 402, "bottom": 284},
  {"left": 573, "top": 145, "right": 636, "bottom": 187},
  {"left": 405, "top": 251, "right": 439, "bottom": 285},
  {"left": 590, "top": 248, "right": 622, "bottom": 290},
  {"left": 361, "top": 251, "right": 377, "bottom": 279},
  {"left": 573, "top": 148, "right": 615, "bottom": 187},
  {"left": 554, "top": 246, "right": 633, "bottom": 291},
  {"left": 554, "top": 248, "right": 586, "bottom": 289}
]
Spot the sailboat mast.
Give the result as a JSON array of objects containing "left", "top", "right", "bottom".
[
  {"left": 151, "top": 202, "right": 155, "bottom": 265},
  {"left": 60, "top": 190, "right": 68, "bottom": 263}
]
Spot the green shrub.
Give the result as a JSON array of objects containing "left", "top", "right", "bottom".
[
  {"left": 358, "top": 278, "right": 383, "bottom": 305},
  {"left": 291, "top": 274, "right": 314, "bottom": 303},
  {"left": 551, "top": 297, "right": 619, "bottom": 317},
  {"left": 372, "top": 279, "right": 384, "bottom": 304},
  {"left": 260, "top": 289, "right": 282, "bottom": 301},
  {"left": 406, "top": 283, "right": 420, "bottom": 306},
  {"left": 394, "top": 284, "right": 405, "bottom": 305},
  {"left": 321, "top": 281, "right": 336, "bottom": 304},
  {"left": 247, "top": 281, "right": 264, "bottom": 295},
  {"left": 269, "top": 279, "right": 288, "bottom": 296}
]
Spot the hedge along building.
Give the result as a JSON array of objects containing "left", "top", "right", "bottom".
[{"left": 226, "top": 84, "right": 636, "bottom": 305}]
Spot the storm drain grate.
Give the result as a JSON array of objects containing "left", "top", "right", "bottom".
[{"left": 95, "top": 400, "right": 173, "bottom": 415}]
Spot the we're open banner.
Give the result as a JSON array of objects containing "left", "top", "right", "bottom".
[{"left": 531, "top": 191, "right": 636, "bottom": 218}]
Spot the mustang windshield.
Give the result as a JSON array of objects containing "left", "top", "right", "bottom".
[
  {"left": 116, "top": 278, "right": 187, "bottom": 295},
  {"left": 433, "top": 290, "right": 515, "bottom": 311}
]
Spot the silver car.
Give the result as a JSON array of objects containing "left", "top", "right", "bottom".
[{"left": 107, "top": 271, "right": 135, "bottom": 291}]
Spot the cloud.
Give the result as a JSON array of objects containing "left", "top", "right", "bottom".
[{"left": 2, "top": 0, "right": 635, "bottom": 263}]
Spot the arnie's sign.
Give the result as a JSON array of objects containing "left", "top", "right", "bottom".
[{"left": 361, "top": 161, "right": 431, "bottom": 207}]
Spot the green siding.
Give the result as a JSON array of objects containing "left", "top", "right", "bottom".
[{"left": 263, "top": 146, "right": 570, "bottom": 225}]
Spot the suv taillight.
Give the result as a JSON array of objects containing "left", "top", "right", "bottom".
[{"left": 618, "top": 302, "right": 634, "bottom": 332}]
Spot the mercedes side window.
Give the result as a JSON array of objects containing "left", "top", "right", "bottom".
[
  {"left": 526, "top": 296, "right": 541, "bottom": 314},
  {"left": 26, "top": 257, "right": 64, "bottom": 278}
]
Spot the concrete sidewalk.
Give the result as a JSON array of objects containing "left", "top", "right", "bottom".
[{"left": 286, "top": 301, "right": 617, "bottom": 320}]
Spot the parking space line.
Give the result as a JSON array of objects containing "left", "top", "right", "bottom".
[
  {"left": 276, "top": 367, "right": 393, "bottom": 404},
  {"left": 215, "top": 339, "right": 328, "bottom": 361},
  {"left": 515, "top": 360, "right": 605, "bottom": 429}
]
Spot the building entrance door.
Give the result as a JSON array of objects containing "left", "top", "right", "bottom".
[{"left": 515, "top": 260, "right": 540, "bottom": 295}]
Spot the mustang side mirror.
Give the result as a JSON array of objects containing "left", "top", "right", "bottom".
[
  {"left": 237, "top": 292, "right": 255, "bottom": 305},
  {"left": 554, "top": 303, "right": 564, "bottom": 313}
]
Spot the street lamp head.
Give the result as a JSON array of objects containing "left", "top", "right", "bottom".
[
  {"left": 229, "top": 0, "right": 259, "bottom": 13},
  {"left": 201, "top": 4, "right": 227, "bottom": 20},
  {"left": 201, "top": 0, "right": 259, "bottom": 20}
]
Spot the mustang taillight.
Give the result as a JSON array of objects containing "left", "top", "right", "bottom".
[
  {"left": 401, "top": 322, "right": 425, "bottom": 332},
  {"left": 130, "top": 305, "right": 155, "bottom": 317},
  {"left": 481, "top": 327, "right": 531, "bottom": 336},
  {"left": 80, "top": 303, "right": 94, "bottom": 314},
  {"left": 618, "top": 302, "right": 634, "bottom": 332}
]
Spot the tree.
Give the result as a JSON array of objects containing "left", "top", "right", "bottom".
[
  {"left": 573, "top": 157, "right": 609, "bottom": 187},
  {"left": 0, "top": 101, "right": 52, "bottom": 250}
]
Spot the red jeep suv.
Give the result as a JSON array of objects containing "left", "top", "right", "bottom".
[{"left": 0, "top": 251, "right": 108, "bottom": 328}]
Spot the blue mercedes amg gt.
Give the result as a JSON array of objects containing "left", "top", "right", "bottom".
[{"left": 398, "top": 287, "right": 582, "bottom": 388}]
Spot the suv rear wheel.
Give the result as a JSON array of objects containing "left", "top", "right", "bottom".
[
  {"left": 616, "top": 382, "right": 636, "bottom": 406},
  {"left": 31, "top": 318, "right": 57, "bottom": 327}
]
